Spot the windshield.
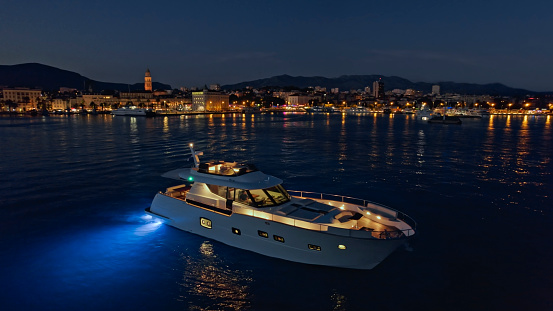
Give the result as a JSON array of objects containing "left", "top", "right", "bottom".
[{"left": 206, "top": 184, "right": 291, "bottom": 208}]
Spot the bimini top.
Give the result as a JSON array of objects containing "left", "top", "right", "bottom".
[{"left": 161, "top": 144, "right": 283, "bottom": 190}]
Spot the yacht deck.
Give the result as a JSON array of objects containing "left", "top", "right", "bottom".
[{"left": 161, "top": 184, "right": 412, "bottom": 239}]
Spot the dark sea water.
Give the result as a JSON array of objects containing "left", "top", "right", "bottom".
[{"left": 1, "top": 112, "right": 551, "bottom": 311}]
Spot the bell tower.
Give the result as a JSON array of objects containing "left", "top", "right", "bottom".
[{"left": 145, "top": 69, "right": 152, "bottom": 91}]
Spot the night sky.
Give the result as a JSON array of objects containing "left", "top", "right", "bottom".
[{"left": 2, "top": 0, "right": 552, "bottom": 91}]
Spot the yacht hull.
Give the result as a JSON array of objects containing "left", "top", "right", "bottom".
[{"left": 148, "top": 193, "right": 408, "bottom": 269}]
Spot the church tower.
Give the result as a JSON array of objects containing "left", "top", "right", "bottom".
[{"left": 145, "top": 69, "right": 152, "bottom": 91}]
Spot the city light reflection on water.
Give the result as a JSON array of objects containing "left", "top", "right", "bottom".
[{"left": 1, "top": 113, "right": 552, "bottom": 310}]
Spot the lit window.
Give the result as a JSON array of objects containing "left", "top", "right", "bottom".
[
  {"left": 338, "top": 244, "right": 346, "bottom": 250},
  {"left": 273, "top": 235, "right": 285, "bottom": 243},
  {"left": 308, "top": 244, "right": 321, "bottom": 251},
  {"left": 258, "top": 230, "right": 268, "bottom": 238},
  {"left": 232, "top": 227, "right": 241, "bottom": 235},
  {"left": 200, "top": 217, "right": 212, "bottom": 229}
]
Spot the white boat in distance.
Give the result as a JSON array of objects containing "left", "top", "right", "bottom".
[
  {"left": 112, "top": 106, "right": 155, "bottom": 117},
  {"left": 346, "top": 106, "right": 373, "bottom": 115},
  {"left": 146, "top": 144, "right": 416, "bottom": 269}
]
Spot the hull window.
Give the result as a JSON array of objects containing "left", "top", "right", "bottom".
[
  {"left": 200, "top": 217, "right": 212, "bottom": 229},
  {"left": 273, "top": 235, "right": 285, "bottom": 243},
  {"left": 258, "top": 230, "right": 269, "bottom": 238},
  {"left": 232, "top": 227, "right": 241, "bottom": 235},
  {"left": 308, "top": 244, "right": 322, "bottom": 251}
]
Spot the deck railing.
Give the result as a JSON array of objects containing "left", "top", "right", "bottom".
[
  {"left": 158, "top": 188, "right": 417, "bottom": 239},
  {"left": 287, "top": 190, "right": 417, "bottom": 232}
]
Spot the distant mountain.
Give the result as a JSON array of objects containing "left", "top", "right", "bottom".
[
  {"left": 222, "top": 74, "right": 537, "bottom": 96},
  {"left": 0, "top": 63, "right": 171, "bottom": 91}
]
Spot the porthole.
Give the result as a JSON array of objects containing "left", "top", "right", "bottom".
[
  {"left": 338, "top": 244, "right": 346, "bottom": 250},
  {"left": 200, "top": 217, "right": 212, "bottom": 229},
  {"left": 232, "top": 227, "right": 241, "bottom": 235},
  {"left": 258, "top": 230, "right": 269, "bottom": 238}
]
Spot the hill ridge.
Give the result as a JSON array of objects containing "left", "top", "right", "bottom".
[{"left": 0, "top": 63, "right": 171, "bottom": 91}]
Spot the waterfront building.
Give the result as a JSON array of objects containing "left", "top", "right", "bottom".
[
  {"left": 120, "top": 91, "right": 154, "bottom": 100},
  {"left": 145, "top": 69, "right": 152, "bottom": 91},
  {"left": 82, "top": 94, "right": 116, "bottom": 108},
  {"left": 192, "top": 90, "right": 229, "bottom": 112},
  {"left": 51, "top": 98, "right": 70, "bottom": 111},
  {"left": 2, "top": 88, "right": 42, "bottom": 111},
  {"left": 286, "top": 95, "right": 311, "bottom": 107}
]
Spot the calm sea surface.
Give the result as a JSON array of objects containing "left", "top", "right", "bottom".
[{"left": 1, "top": 112, "right": 551, "bottom": 310}]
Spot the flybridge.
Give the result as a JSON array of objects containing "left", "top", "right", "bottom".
[
  {"left": 189, "top": 143, "right": 258, "bottom": 177},
  {"left": 197, "top": 161, "right": 258, "bottom": 177}
]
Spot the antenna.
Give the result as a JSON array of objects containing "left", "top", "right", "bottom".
[{"left": 189, "top": 143, "right": 203, "bottom": 168}]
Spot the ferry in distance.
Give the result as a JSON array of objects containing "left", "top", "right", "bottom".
[{"left": 146, "top": 144, "right": 417, "bottom": 269}]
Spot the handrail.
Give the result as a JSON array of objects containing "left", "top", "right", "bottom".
[
  {"left": 231, "top": 206, "right": 415, "bottom": 239},
  {"left": 287, "top": 190, "right": 417, "bottom": 231},
  {"left": 159, "top": 189, "right": 416, "bottom": 240}
]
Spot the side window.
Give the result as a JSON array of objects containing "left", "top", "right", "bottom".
[
  {"left": 249, "top": 189, "right": 271, "bottom": 206},
  {"left": 218, "top": 186, "right": 227, "bottom": 198},
  {"left": 226, "top": 187, "right": 236, "bottom": 200},
  {"left": 207, "top": 184, "right": 229, "bottom": 199},
  {"left": 236, "top": 189, "right": 253, "bottom": 205},
  {"left": 207, "top": 184, "right": 219, "bottom": 195}
]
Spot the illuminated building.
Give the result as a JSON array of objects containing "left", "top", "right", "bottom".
[
  {"left": 2, "top": 88, "right": 42, "bottom": 111},
  {"left": 145, "top": 69, "right": 152, "bottom": 91},
  {"left": 372, "top": 80, "right": 384, "bottom": 99},
  {"left": 192, "top": 90, "right": 229, "bottom": 112}
]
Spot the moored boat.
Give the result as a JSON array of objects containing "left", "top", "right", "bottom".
[
  {"left": 112, "top": 106, "right": 155, "bottom": 117},
  {"left": 146, "top": 144, "right": 417, "bottom": 269},
  {"left": 428, "top": 115, "right": 462, "bottom": 124}
]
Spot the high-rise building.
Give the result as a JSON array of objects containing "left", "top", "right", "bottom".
[
  {"left": 145, "top": 69, "right": 152, "bottom": 91},
  {"left": 432, "top": 85, "right": 440, "bottom": 96},
  {"left": 372, "top": 80, "right": 384, "bottom": 99}
]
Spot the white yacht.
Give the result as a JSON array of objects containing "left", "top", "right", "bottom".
[
  {"left": 112, "top": 106, "right": 155, "bottom": 117},
  {"left": 346, "top": 106, "right": 372, "bottom": 115},
  {"left": 146, "top": 144, "right": 416, "bottom": 269}
]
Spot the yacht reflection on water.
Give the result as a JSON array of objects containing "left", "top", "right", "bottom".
[{"left": 179, "top": 241, "right": 252, "bottom": 310}]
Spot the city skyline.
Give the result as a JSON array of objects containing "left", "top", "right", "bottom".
[{"left": 2, "top": 0, "right": 552, "bottom": 91}]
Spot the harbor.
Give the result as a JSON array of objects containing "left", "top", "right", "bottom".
[{"left": 1, "top": 112, "right": 551, "bottom": 310}]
